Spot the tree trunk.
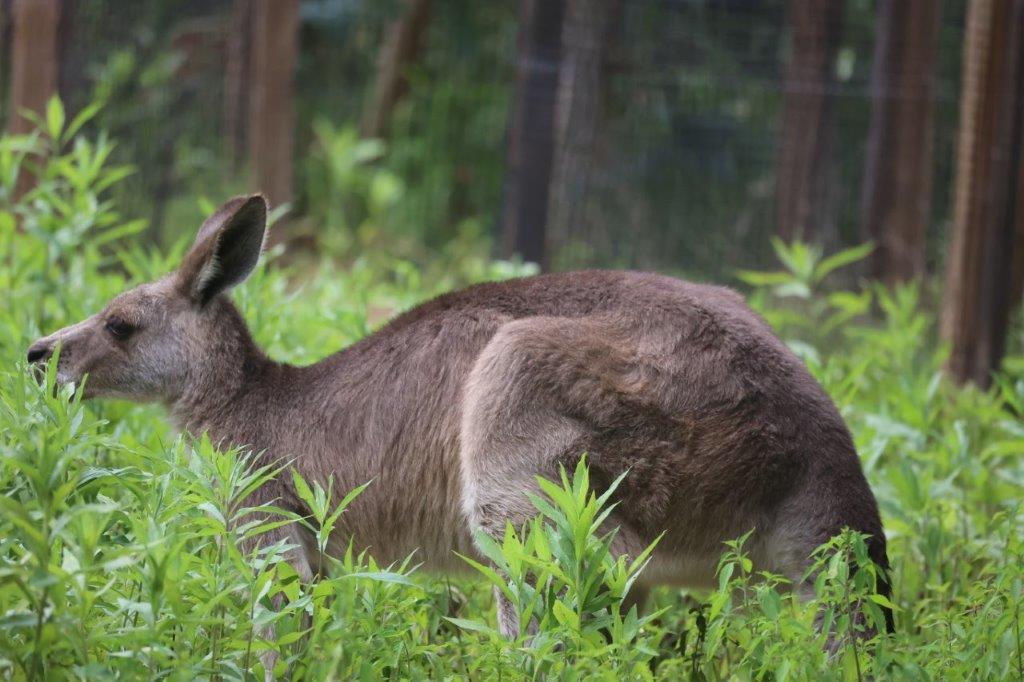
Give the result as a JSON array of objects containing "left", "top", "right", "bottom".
[
  {"left": 499, "top": 0, "right": 565, "bottom": 268},
  {"left": 775, "top": 0, "right": 843, "bottom": 243},
  {"left": 360, "top": 0, "right": 431, "bottom": 139},
  {"left": 8, "top": 0, "right": 61, "bottom": 199},
  {"left": 248, "top": 0, "right": 299, "bottom": 225},
  {"left": 1, "top": 2, "right": 6, "bottom": 128},
  {"left": 56, "top": 0, "right": 82, "bottom": 106},
  {"left": 1010, "top": 127, "right": 1024, "bottom": 310},
  {"left": 860, "top": 0, "right": 941, "bottom": 284},
  {"left": 225, "top": 0, "right": 254, "bottom": 170},
  {"left": 941, "top": 0, "right": 1024, "bottom": 387},
  {"left": 7, "top": 0, "right": 60, "bottom": 136},
  {"left": 545, "top": 0, "right": 618, "bottom": 268}
]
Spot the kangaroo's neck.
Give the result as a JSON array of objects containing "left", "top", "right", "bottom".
[{"left": 168, "top": 298, "right": 295, "bottom": 440}]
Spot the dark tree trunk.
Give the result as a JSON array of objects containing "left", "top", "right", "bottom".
[
  {"left": 775, "top": 0, "right": 843, "bottom": 243},
  {"left": 8, "top": 0, "right": 61, "bottom": 198},
  {"left": 248, "top": 0, "right": 299, "bottom": 226},
  {"left": 361, "top": 0, "right": 431, "bottom": 139},
  {"left": 499, "top": 0, "right": 566, "bottom": 268},
  {"left": 545, "top": 0, "right": 618, "bottom": 268},
  {"left": 941, "top": 0, "right": 1024, "bottom": 387},
  {"left": 860, "top": 0, "right": 941, "bottom": 284},
  {"left": 7, "top": 0, "right": 60, "bottom": 136},
  {"left": 56, "top": 0, "right": 81, "bottom": 102},
  {"left": 225, "top": 0, "right": 254, "bottom": 170},
  {"left": 1011, "top": 131, "right": 1024, "bottom": 311}
]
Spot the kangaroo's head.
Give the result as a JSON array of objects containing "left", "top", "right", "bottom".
[{"left": 26, "top": 195, "right": 268, "bottom": 405}]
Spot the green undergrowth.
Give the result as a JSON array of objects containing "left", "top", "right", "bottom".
[{"left": 1, "top": 103, "right": 1021, "bottom": 680}]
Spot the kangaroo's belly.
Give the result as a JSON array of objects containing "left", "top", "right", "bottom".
[
  {"left": 310, "top": 436, "right": 478, "bottom": 573},
  {"left": 322, "top": 503, "right": 476, "bottom": 574}
]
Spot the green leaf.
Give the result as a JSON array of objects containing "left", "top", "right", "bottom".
[
  {"left": 46, "top": 96, "right": 66, "bottom": 141},
  {"left": 735, "top": 269, "right": 793, "bottom": 287},
  {"left": 276, "top": 629, "right": 308, "bottom": 646},
  {"left": 333, "top": 481, "right": 370, "bottom": 517},
  {"left": 815, "top": 242, "right": 874, "bottom": 281},
  {"left": 343, "top": 570, "right": 421, "bottom": 588},
  {"left": 454, "top": 552, "right": 516, "bottom": 603},
  {"left": 773, "top": 281, "right": 812, "bottom": 299},
  {"left": 444, "top": 617, "right": 496, "bottom": 635},
  {"left": 62, "top": 101, "right": 104, "bottom": 143},
  {"left": 291, "top": 468, "right": 317, "bottom": 512}
]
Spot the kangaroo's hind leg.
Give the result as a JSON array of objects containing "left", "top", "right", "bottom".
[
  {"left": 762, "top": 479, "right": 894, "bottom": 644},
  {"left": 459, "top": 315, "right": 654, "bottom": 638}
]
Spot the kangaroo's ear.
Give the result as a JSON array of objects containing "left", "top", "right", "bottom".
[{"left": 178, "top": 194, "right": 268, "bottom": 305}]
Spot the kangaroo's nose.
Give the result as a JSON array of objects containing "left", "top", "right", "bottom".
[{"left": 27, "top": 340, "right": 53, "bottom": 364}]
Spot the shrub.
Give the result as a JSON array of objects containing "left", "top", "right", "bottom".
[{"left": 1, "top": 102, "right": 1021, "bottom": 680}]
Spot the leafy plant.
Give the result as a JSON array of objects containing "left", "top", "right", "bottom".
[
  {"left": 738, "top": 238, "right": 875, "bottom": 353},
  {"left": 453, "top": 459, "right": 662, "bottom": 677},
  {"left": 304, "top": 121, "right": 405, "bottom": 257},
  {"left": 1, "top": 110, "right": 1022, "bottom": 680}
]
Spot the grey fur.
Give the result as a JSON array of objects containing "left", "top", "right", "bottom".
[{"left": 28, "top": 195, "right": 891, "bottom": 638}]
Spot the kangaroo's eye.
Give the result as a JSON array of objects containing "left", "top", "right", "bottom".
[{"left": 105, "top": 317, "right": 135, "bottom": 340}]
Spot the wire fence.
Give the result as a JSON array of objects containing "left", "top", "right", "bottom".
[{"left": 2, "top": 0, "right": 968, "bottom": 280}]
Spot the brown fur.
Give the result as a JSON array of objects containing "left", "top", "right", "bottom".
[{"left": 28, "top": 195, "right": 890, "bottom": 636}]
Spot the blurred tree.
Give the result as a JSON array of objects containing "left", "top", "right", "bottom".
[
  {"left": 225, "top": 0, "right": 253, "bottom": 171},
  {"left": 361, "top": 0, "right": 432, "bottom": 139},
  {"left": 7, "top": 0, "right": 60, "bottom": 136},
  {"left": 1013, "top": 154, "right": 1024, "bottom": 316},
  {"left": 0, "top": 4, "right": 3, "bottom": 103},
  {"left": 55, "top": 0, "right": 84, "bottom": 101},
  {"left": 860, "top": 0, "right": 941, "bottom": 284},
  {"left": 775, "top": 0, "right": 843, "bottom": 243},
  {"left": 68, "top": 2, "right": 230, "bottom": 242},
  {"left": 7, "top": 0, "right": 61, "bottom": 197},
  {"left": 499, "top": 0, "right": 565, "bottom": 268},
  {"left": 248, "top": 0, "right": 300, "bottom": 227},
  {"left": 941, "top": 0, "right": 1024, "bottom": 387},
  {"left": 546, "top": 0, "right": 618, "bottom": 263}
]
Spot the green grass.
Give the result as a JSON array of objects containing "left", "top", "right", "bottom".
[{"left": 1, "top": 107, "right": 1022, "bottom": 680}]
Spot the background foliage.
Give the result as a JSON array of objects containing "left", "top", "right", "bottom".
[
  {"left": 0, "top": 0, "right": 966, "bottom": 280},
  {"left": 0, "top": 105, "right": 1021, "bottom": 680}
]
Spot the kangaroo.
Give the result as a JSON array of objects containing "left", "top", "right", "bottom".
[{"left": 27, "top": 194, "right": 892, "bottom": 637}]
